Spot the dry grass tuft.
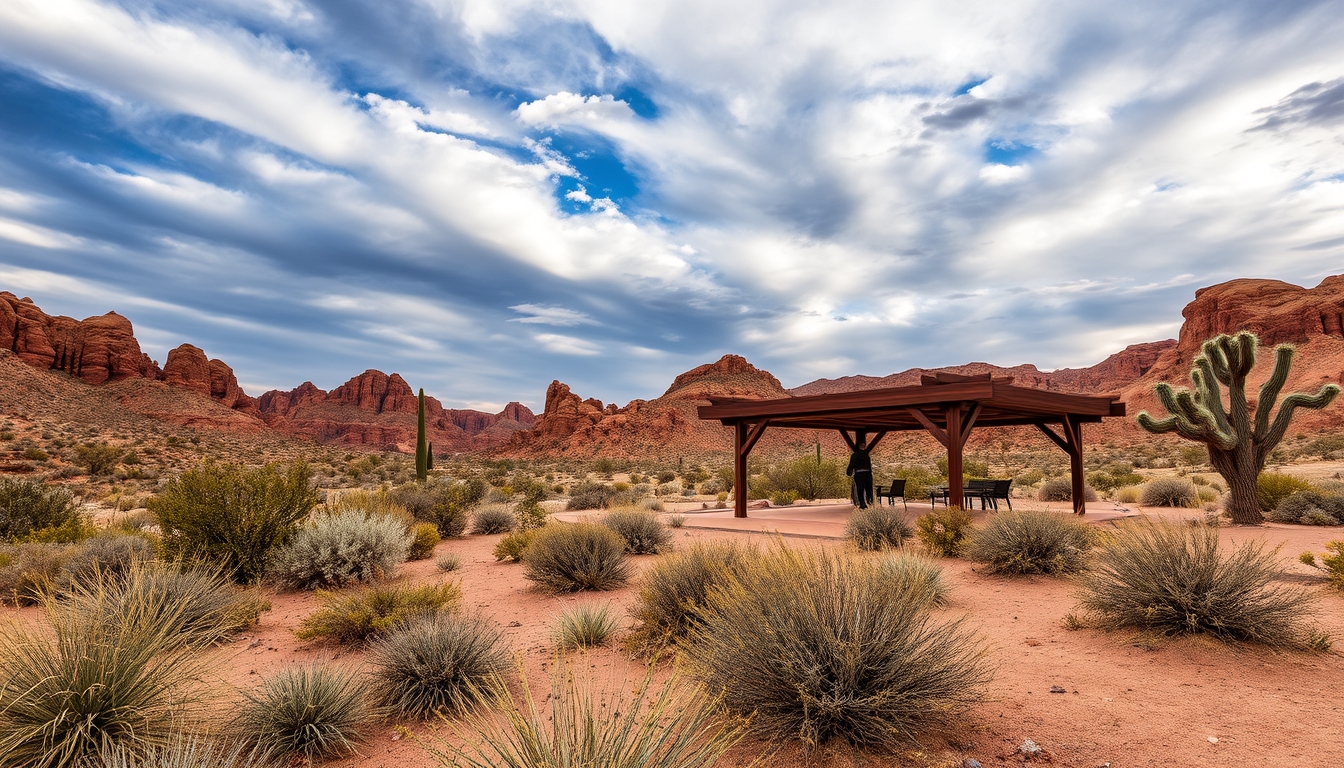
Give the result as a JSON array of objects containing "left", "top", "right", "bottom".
[
  {"left": 966, "top": 510, "right": 1094, "bottom": 575},
  {"left": 600, "top": 509, "right": 672, "bottom": 554},
  {"left": 368, "top": 613, "right": 510, "bottom": 719},
  {"left": 845, "top": 506, "right": 913, "bottom": 551},
  {"left": 553, "top": 602, "right": 620, "bottom": 650},
  {"left": 295, "top": 582, "right": 460, "bottom": 645},
  {"left": 626, "top": 541, "right": 757, "bottom": 653},
  {"left": 522, "top": 523, "right": 631, "bottom": 592},
  {"left": 235, "top": 663, "right": 368, "bottom": 762}
]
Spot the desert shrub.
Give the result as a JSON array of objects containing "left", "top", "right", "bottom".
[
  {"left": 845, "top": 506, "right": 912, "bottom": 551},
  {"left": 1077, "top": 520, "right": 1323, "bottom": 647},
  {"left": 269, "top": 510, "right": 412, "bottom": 590},
  {"left": 408, "top": 523, "right": 441, "bottom": 560},
  {"left": 0, "top": 478, "right": 83, "bottom": 541},
  {"left": 75, "top": 442, "right": 124, "bottom": 475},
  {"left": 1115, "top": 486, "right": 1141, "bottom": 504},
  {"left": 1140, "top": 478, "right": 1199, "bottom": 508},
  {"left": 368, "top": 613, "right": 509, "bottom": 719},
  {"left": 1301, "top": 542, "right": 1344, "bottom": 589},
  {"left": 666, "top": 513, "right": 686, "bottom": 528},
  {"left": 684, "top": 546, "right": 990, "bottom": 748},
  {"left": 914, "top": 506, "right": 974, "bottom": 557},
  {"left": 56, "top": 534, "right": 154, "bottom": 591},
  {"left": 1037, "top": 478, "right": 1098, "bottom": 502},
  {"left": 150, "top": 461, "right": 318, "bottom": 584},
  {"left": 522, "top": 523, "right": 631, "bottom": 592},
  {"left": 627, "top": 541, "right": 757, "bottom": 652},
  {"left": 296, "top": 583, "right": 460, "bottom": 645},
  {"left": 424, "top": 662, "right": 746, "bottom": 768},
  {"left": 600, "top": 509, "right": 672, "bottom": 554},
  {"left": 967, "top": 511, "right": 1094, "bottom": 575},
  {"left": 553, "top": 602, "right": 620, "bottom": 650},
  {"left": 755, "top": 456, "right": 849, "bottom": 501},
  {"left": 470, "top": 504, "right": 517, "bottom": 535},
  {"left": 1270, "top": 491, "right": 1344, "bottom": 524},
  {"left": 0, "top": 575, "right": 215, "bottom": 767},
  {"left": 493, "top": 529, "right": 536, "bottom": 562},
  {"left": 322, "top": 489, "right": 411, "bottom": 522},
  {"left": 436, "top": 553, "right": 462, "bottom": 572},
  {"left": 638, "top": 497, "right": 665, "bottom": 512},
  {"left": 96, "top": 735, "right": 272, "bottom": 768},
  {"left": 769, "top": 489, "right": 800, "bottom": 505},
  {"left": 236, "top": 664, "right": 368, "bottom": 761},
  {"left": 878, "top": 551, "right": 949, "bottom": 609},
  {"left": 1256, "top": 472, "right": 1314, "bottom": 512},
  {"left": 0, "top": 542, "right": 77, "bottom": 604},
  {"left": 565, "top": 481, "right": 617, "bottom": 511},
  {"left": 391, "top": 479, "right": 486, "bottom": 538},
  {"left": 1086, "top": 463, "right": 1145, "bottom": 493}
]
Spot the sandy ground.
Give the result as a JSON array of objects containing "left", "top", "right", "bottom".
[{"left": 6, "top": 504, "right": 1344, "bottom": 768}]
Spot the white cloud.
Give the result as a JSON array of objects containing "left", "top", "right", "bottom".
[
  {"left": 516, "top": 92, "right": 635, "bottom": 126},
  {"left": 534, "top": 333, "right": 602, "bottom": 355},
  {"left": 509, "top": 304, "right": 600, "bottom": 326}
]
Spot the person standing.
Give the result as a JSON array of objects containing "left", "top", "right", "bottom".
[{"left": 846, "top": 430, "right": 875, "bottom": 509}]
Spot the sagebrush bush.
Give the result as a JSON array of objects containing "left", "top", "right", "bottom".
[
  {"left": 391, "top": 479, "right": 485, "bottom": 538},
  {"left": 56, "top": 534, "right": 154, "bottom": 591},
  {"left": 408, "top": 522, "right": 441, "bottom": 560},
  {"left": 1077, "top": 519, "right": 1323, "bottom": 647},
  {"left": 627, "top": 541, "right": 757, "bottom": 652},
  {"left": 1270, "top": 492, "right": 1344, "bottom": 525},
  {"left": 600, "top": 509, "right": 672, "bottom": 554},
  {"left": 0, "top": 477, "right": 83, "bottom": 541},
  {"left": 1140, "top": 477, "right": 1199, "bottom": 508},
  {"left": 1115, "top": 486, "right": 1142, "bottom": 504},
  {"left": 493, "top": 529, "right": 536, "bottom": 562},
  {"left": 0, "top": 542, "right": 78, "bottom": 604},
  {"left": 470, "top": 504, "right": 517, "bottom": 535},
  {"left": 424, "top": 662, "right": 746, "bottom": 768},
  {"left": 523, "top": 523, "right": 631, "bottom": 592},
  {"left": 966, "top": 511, "right": 1094, "bottom": 575},
  {"left": 565, "top": 481, "right": 616, "bottom": 511},
  {"left": 666, "top": 514, "right": 686, "bottom": 528},
  {"left": 878, "top": 551, "right": 949, "bottom": 609},
  {"left": 269, "top": 510, "right": 412, "bottom": 590},
  {"left": 150, "top": 461, "right": 318, "bottom": 583},
  {"left": 236, "top": 664, "right": 368, "bottom": 761},
  {"left": 368, "top": 613, "right": 510, "bottom": 719},
  {"left": 296, "top": 582, "right": 460, "bottom": 645},
  {"left": 553, "top": 602, "right": 620, "bottom": 650},
  {"left": 845, "top": 506, "right": 913, "bottom": 551},
  {"left": 914, "top": 506, "right": 974, "bottom": 557},
  {"left": 1037, "top": 478, "right": 1098, "bottom": 502},
  {"left": 1256, "top": 472, "right": 1314, "bottom": 512},
  {"left": 97, "top": 735, "right": 271, "bottom": 768},
  {"left": 684, "top": 547, "right": 990, "bottom": 748}
]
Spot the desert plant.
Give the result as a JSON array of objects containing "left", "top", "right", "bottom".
[
  {"left": 469, "top": 504, "right": 517, "bottom": 535},
  {"left": 1300, "top": 542, "right": 1344, "bottom": 589},
  {"left": 514, "top": 483, "right": 551, "bottom": 530},
  {"left": 626, "top": 541, "right": 757, "bottom": 652},
  {"left": 565, "top": 481, "right": 617, "bottom": 511},
  {"left": 408, "top": 522, "right": 441, "bottom": 560},
  {"left": 436, "top": 553, "right": 462, "bottom": 572},
  {"left": 150, "top": 461, "right": 318, "bottom": 583},
  {"left": 967, "top": 511, "right": 1094, "bottom": 575},
  {"left": 0, "top": 542, "right": 78, "bottom": 604},
  {"left": 424, "top": 661, "right": 746, "bottom": 768},
  {"left": 553, "top": 602, "right": 620, "bottom": 650},
  {"left": 1077, "top": 519, "right": 1323, "bottom": 647},
  {"left": 684, "top": 546, "right": 990, "bottom": 749},
  {"left": 845, "top": 506, "right": 912, "bottom": 551},
  {"left": 878, "top": 551, "right": 949, "bottom": 609},
  {"left": 391, "top": 479, "right": 486, "bottom": 538},
  {"left": 522, "top": 523, "right": 631, "bottom": 592},
  {"left": 75, "top": 442, "right": 124, "bottom": 475},
  {"left": 666, "top": 514, "right": 686, "bottom": 528},
  {"left": 1115, "top": 486, "right": 1142, "bottom": 504},
  {"left": 755, "top": 455, "right": 849, "bottom": 501},
  {"left": 1257, "top": 472, "right": 1315, "bottom": 512},
  {"left": 1037, "top": 477, "right": 1098, "bottom": 502},
  {"left": 269, "top": 510, "right": 412, "bottom": 590},
  {"left": 889, "top": 466, "right": 941, "bottom": 501},
  {"left": 914, "top": 506, "right": 974, "bottom": 556},
  {"left": 1271, "top": 491, "right": 1344, "bottom": 524},
  {"left": 416, "top": 388, "right": 429, "bottom": 482},
  {"left": 493, "top": 529, "right": 536, "bottom": 562},
  {"left": 1140, "top": 478, "right": 1199, "bottom": 508},
  {"left": 368, "top": 613, "right": 510, "bottom": 719},
  {"left": 600, "top": 509, "right": 672, "bottom": 554},
  {"left": 295, "top": 582, "right": 460, "bottom": 645},
  {"left": 56, "top": 534, "right": 154, "bottom": 591},
  {"left": 0, "top": 478, "right": 84, "bottom": 542},
  {"left": 1137, "top": 332, "right": 1340, "bottom": 524},
  {"left": 97, "top": 735, "right": 272, "bottom": 768},
  {"left": 235, "top": 664, "right": 368, "bottom": 761}
]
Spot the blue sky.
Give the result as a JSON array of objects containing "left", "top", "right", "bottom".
[{"left": 1, "top": 0, "right": 1342, "bottom": 412}]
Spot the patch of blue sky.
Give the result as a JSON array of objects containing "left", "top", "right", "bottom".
[
  {"left": 543, "top": 133, "right": 642, "bottom": 213},
  {"left": 984, "top": 138, "right": 1039, "bottom": 166},
  {"left": 954, "top": 77, "right": 989, "bottom": 96},
  {"left": 614, "top": 84, "right": 659, "bottom": 119}
]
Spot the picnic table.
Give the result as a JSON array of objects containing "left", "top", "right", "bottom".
[{"left": 929, "top": 479, "right": 1013, "bottom": 510}]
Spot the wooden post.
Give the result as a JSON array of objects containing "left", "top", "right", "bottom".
[
  {"left": 945, "top": 404, "right": 964, "bottom": 509},
  {"left": 734, "top": 422, "right": 748, "bottom": 518},
  {"left": 1065, "top": 415, "right": 1086, "bottom": 515}
]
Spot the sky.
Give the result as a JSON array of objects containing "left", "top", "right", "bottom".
[{"left": 1, "top": 0, "right": 1342, "bottom": 413}]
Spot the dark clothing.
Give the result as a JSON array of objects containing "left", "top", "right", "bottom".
[{"left": 846, "top": 449, "right": 874, "bottom": 509}]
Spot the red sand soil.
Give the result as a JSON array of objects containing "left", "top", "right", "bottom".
[{"left": 5, "top": 507, "right": 1343, "bottom": 768}]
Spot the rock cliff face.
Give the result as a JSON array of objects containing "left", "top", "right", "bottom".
[
  {"left": 1, "top": 292, "right": 160, "bottom": 384},
  {"left": 161, "top": 344, "right": 257, "bottom": 413}
]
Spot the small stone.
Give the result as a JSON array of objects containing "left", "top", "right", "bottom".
[
  {"left": 961, "top": 760, "right": 983, "bottom": 768},
  {"left": 508, "top": 621, "right": 522, "bottom": 627},
  {"left": 1050, "top": 686, "right": 1067, "bottom": 694},
  {"left": 1208, "top": 736, "right": 1219, "bottom": 744},
  {"left": 1019, "top": 739, "right": 1043, "bottom": 755}
]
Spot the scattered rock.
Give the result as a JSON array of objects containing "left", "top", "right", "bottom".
[
  {"left": 1208, "top": 736, "right": 1219, "bottom": 744},
  {"left": 1050, "top": 686, "right": 1067, "bottom": 693},
  {"left": 1019, "top": 739, "right": 1043, "bottom": 756},
  {"left": 961, "top": 759, "right": 982, "bottom": 768}
]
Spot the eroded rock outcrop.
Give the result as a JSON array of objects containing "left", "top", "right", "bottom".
[
  {"left": 1, "top": 292, "right": 160, "bottom": 384},
  {"left": 161, "top": 344, "right": 256, "bottom": 412}
]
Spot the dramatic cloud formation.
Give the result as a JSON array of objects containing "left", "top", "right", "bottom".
[{"left": 0, "top": 0, "right": 1341, "bottom": 410}]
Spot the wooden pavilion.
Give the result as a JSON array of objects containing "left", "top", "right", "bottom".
[{"left": 697, "top": 372, "right": 1126, "bottom": 517}]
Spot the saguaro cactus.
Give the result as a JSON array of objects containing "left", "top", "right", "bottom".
[
  {"left": 1137, "top": 332, "right": 1339, "bottom": 524},
  {"left": 415, "top": 388, "right": 428, "bottom": 482}
]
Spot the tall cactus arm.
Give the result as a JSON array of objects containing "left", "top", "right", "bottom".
[
  {"left": 1137, "top": 384, "right": 1238, "bottom": 450},
  {"left": 1258, "top": 384, "right": 1342, "bottom": 458},
  {"left": 1254, "top": 344, "right": 1295, "bottom": 436},
  {"left": 1192, "top": 357, "right": 1232, "bottom": 436},
  {"left": 1205, "top": 339, "right": 1235, "bottom": 386}
]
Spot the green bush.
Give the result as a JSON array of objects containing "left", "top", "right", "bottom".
[
  {"left": 436, "top": 553, "right": 462, "bottom": 572},
  {"left": 553, "top": 602, "right": 620, "bottom": 650},
  {"left": 754, "top": 456, "right": 849, "bottom": 501},
  {"left": 1300, "top": 542, "right": 1344, "bottom": 589},
  {"left": 295, "top": 582, "right": 460, "bottom": 645},
  {"left": 1139, "top": 478, "right": 1199, "bottom": 508},
  {"left": 845, "top": 506, "right": 912, "bottom": 551},
  {"left": 522, "top": 523, "right": 631, "bottom": 592},
  {"left": 877, "top": 551, "right": 949, "bottom": 609},
  {"left": 1037, "top": 478, "right": 1098, "bottom": 502},
  {"left": 368, "top": 613, "right": 510, "bottom": 719},
  {"left": 890, "top": 466, "right": 942, "bottom": 500},
  {"left": 565, "top": 481, "right": 617, "bottom": 511},
  {"left": 1271, "top": 492, "right": 1344, "bottom": 525},
  {"left": 966, "top": 511, "right": 1094, "bottom": 575},
  {"left": 150, "top": 461, "right": 318, "bottom": 583},
  {"left": 0, "top": 478, "right": 83, "bottom": 541},
  {"left": 1078, "top": 520, "right": 1323, "bottom": 647},
  {"left": 1257, "top": 472, "right": 1314, "bottom": 512},
  {"left": 391, "top": 479, "right": 486, "bottom": 537},
  {"left": 408, "top": 522, "right": 441, "bottom": 560},
  {"left": 493, "top": 529, "right": 536, "bottom": 562},
  {"left": 75, "top": 442, "right": 123, "bottom": 475},
  {"left": 469, "top": 504, "right": 517, "bottom": 535},
  {"left": 269, "top": 510, "right": 412, "bottom": 590},
  {"left": 236, "top": 664, "right": 368, "bottom": 761},
  {"left": 684, "top": 547, "right": 990, "bottom": 748},
  {"left": 914, "top": 507, "right": 974, "bottom": 557},
  {"left": 627, "top": 541, "right": 757, "bottom": 653},
  {"left": 0, "top": 542, "right": 77, "bottom": 605},
  {"left": 600, "top": 509, "right": 671, "bottom": 554}
]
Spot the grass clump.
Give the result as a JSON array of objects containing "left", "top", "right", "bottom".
[
  {"left": 967, "top": 510, "right": 1094, "bottom": 575},
  {"left": 627, "top": 541, "right": 756, "bottom": 653},
  {"left": 408, "top": 522, "right": 442, "bottom": 560},
  {"left": 666, "top": 514, "right": 686, "bottom": 528},
  {"left": 236, "top": 664, "right": 368, "bottom": 762},
  {"left": 914, "top": 506, "right": 974, "bottom": 557},
  {"left": 1077, "top": 519, "right": 1323, "bottom": 648},
  {"left": 1139, "top": 478, "right": 1198, "bottom": 508},
  {"left": 554, "top": 603, "right": 620, "bottom": 650},
  {"left": 56, "top": 534, "right": 154, "bottom": 591},
  {"left": 150, "top": 461, "right": 318, "bottom": 583},
  {"left": 600, "top": 509, "right": 672, "bottom": 554},
  {"left": 1256, "top": 472, "right": 1314, "bottom": 512},
  {"left": 0, "top": 477, "right": 84, "bottom": 541},
  {"left": 368, "top": 613, "right": 510, "bottom": 719},
  {"left": 683, "top": 546, "right": 990, "bottom": 749},
  {"left": 295, "top": 582, "right": 460, "bottom": 645},
  {"left": 493, "top": 529, "right": 536, "bottom": 562},
  {"left": 423, "top": 662, "right": 746, "bottom": 768},
  {"left": 522, "top": 523, "right": 631, "bottom": 592},
  {"left": 1115, "top": 485, "right": 1142, "bottom": 504},
  {"left": 269, "top": 510, "right": 412, "bottom": 590},
  {"left": 390, "top": 479, "right": 485, "bottom": 538},
  {"left": 0, "top": 542, "right": 79, "bottom": 604},
  {"left": 97, "top": 735, "right": 272, "bottom": 768},
  {"left": 1301, "top": 542, "right": 1344, "bottom": 589},
  {"left": 878, "top": 551, "right": 949, "bottom": 609},
  {"left": 1270, "top": 491, "right": 1344, "bottom": 525},
  {"left": 469, "top": 504, "right": 517, "bottom": 535},
  {"left": 436, "top": 553, "right": 462, "bottom": 572},
  {"left": 845, "top": 506, "right": 912, "bottom": 551},
  {"left": 1037, "top": 478, "right": 1098, "bottom": 502}
]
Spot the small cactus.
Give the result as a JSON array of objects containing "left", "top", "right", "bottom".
[{"left": 415, "top": 388, "right": 428, "bottom": 482}]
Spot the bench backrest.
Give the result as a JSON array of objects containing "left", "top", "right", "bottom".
[
  {"left": 887, "top": 478, "right": 906, "bottom": 495},
  {"left": 992, "top": 479, "right": 1012, "bottom": 496},
  {"left": 966, "top": 479, "right": 995, "bottom": 492}
]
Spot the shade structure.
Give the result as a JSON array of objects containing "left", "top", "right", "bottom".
[{"left": 697, "top": 372, "right": 1127, "bottom": 517}]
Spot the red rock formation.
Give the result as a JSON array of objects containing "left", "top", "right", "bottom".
[
  {"left": 161, "top": 344, "right": 256, "bottom": 412},
  {"left": 1, "top": 292, "right": 160, "bottom": 384}
]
